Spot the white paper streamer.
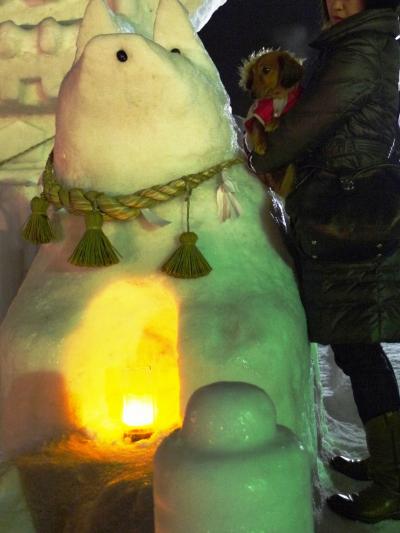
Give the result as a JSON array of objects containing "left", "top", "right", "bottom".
[
  {"left": 141, "top": 208, "right": 171, "bottom": 227},
  {"left": 216, "top": 170, "right": 243, "bottom": 222}
]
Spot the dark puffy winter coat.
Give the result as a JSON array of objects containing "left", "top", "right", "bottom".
[{"left": 251, "top": 8, "right": 400, "bottom": 344}]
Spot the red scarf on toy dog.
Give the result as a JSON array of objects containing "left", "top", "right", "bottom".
[{"left": 245, "top": 85, "right": 302, "bottom": 132}]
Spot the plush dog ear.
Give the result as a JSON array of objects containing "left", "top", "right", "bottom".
[{"left": 279, "top": 53, "right": 303, "bottom": 89}]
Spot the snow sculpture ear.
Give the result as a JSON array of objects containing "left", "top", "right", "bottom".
[
  {"left": 113, "top": 0, "right": 228, "bottom": 35},
  {"left": 113, "top": 0, "right": 158, "bottom": 39},
  {"left": 154, "top": 0, "right": 219, "bottom": 76},
  {"left": 190, "top": 0, "right": 228, "bottom": 32},
  {"left": 74, "top": 0, "right": 133, "bottom": 63}
]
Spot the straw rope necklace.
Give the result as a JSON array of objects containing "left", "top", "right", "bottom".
[{"left": 22, "top": 151, "right": 243, "bottom": 278}]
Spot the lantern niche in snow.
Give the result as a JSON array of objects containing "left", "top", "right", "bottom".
[{"left": 63, "top": 278, "right": 181, "bottom": 442}]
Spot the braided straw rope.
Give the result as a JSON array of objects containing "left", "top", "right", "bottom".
[{"left": 42, "top": 152, "right": 244, "bottom": 221}]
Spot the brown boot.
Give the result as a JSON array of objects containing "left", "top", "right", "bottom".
[
  {"left": 327, "top": 411, "right": 400, "bottom": 523},
  {"left": 329, "top": 455, "right": 370, "bottom": 481}
]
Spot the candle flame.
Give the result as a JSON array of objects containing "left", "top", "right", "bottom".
[{"left": 123, "top": 395, "right": 155, "bottom": 427}]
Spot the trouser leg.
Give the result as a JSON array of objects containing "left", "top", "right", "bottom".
[
  {"left": 327, "top": 344, "right": 400, "bottom": 522},
  {"left": 330, "top": 343, "right": 400, "bottom": 424}
]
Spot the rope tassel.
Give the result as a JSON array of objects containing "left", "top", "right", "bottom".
[
  {"left": 30, "top": 150, "right": 242, "bottom": 271},
  {"left": 22, "top": 195, "right": 55, "bottom": 244},
  {"left": 162, "top": 186, "right": 212, "bottom": 279},
  {"left": 69, "top": 211, "right": 121, "bottom": 267},
  {"left": 162, "top": 231, "right": 211, "bottom": 278}
]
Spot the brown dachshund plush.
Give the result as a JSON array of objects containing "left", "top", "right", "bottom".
[{"left": 239, "top": 49, "right": 304, "bottom": 197}]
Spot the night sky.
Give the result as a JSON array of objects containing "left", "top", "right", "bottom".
[{"left": 199, "top": 0, "right": 323, "bottom": 116}]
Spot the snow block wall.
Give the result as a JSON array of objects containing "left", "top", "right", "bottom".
[
  {"left": 0, "top": 14, "right": 78, "bottom": 321},
  {"left": 0, "top": 18, "right": 78, "bottom": 103}
]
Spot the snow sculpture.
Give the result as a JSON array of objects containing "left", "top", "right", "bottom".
[
  {"left": 0, "top": 0, "right": 227, "bottom": 171},
  {"left": 154, "top": 382, "right": 313, "bottom": 533},
  {"left": 0, "top": 0, "right": 313, "bottom": 458},
  {"left": 54, "top": 0, "right": 233, "bottom": 191},
  {"left": 113, "top": 0, "right": 229, "bottom": 33},
  {"left": 0, "top": 1, "right": 229, "bottom": 319}
]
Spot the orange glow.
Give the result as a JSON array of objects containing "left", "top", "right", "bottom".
[{"left": 63, "top": 278, "right": 181, "bottom": 441}]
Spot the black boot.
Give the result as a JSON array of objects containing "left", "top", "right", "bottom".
[
  {"left": 327, "top": 411, "right": 400, "bottom": 523},
  {"left": 329, "top": 455, "right": 370, "bottom": 481}
]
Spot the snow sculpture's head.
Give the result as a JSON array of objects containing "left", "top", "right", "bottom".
[{"left": 54, "top": 0, "right": 236, "bottom": 194}]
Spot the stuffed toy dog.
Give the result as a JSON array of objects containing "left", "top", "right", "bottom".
[{"left": 239, "top": 49, "right": 303, "bottom": 197}]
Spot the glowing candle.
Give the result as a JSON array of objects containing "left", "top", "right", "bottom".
[{"left": 122, "top": 394, "right": 155, "bottom": 428}]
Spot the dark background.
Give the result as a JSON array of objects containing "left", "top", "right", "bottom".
[{"left": 199, "top": 0, "right": 323, "bottom": 116}]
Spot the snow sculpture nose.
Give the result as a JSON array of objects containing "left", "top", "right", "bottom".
[{"left": 153, "top": 381, "right": 314, "bottom": 533}]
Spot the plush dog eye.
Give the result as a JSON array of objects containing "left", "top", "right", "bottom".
[
  {"left": 116, "top": 50, "right": 128, "bottom": 62},
  {"left": 171, "top": 48, "right": 181, "bottom": 54},
  {"left": 262, "top": 66, "right": 271, "bottom": 74}
]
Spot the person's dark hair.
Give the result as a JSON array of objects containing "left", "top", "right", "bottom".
[{"left": 322, "top": 0, "right": 399, "bottom": 24}]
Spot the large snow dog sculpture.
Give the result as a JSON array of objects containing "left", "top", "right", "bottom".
[{"left": 0, "top": 0, "right": 314, "bottom": 457}]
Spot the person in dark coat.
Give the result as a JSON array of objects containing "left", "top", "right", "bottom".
[{"left": 250, "top": 0, "right": 400, "bottom": 524}]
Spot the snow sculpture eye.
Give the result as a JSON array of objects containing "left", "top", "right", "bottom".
[
  {"left": 171, "top": 48, "right": 181, "bottom": 54},
  {"left": 116, "top": 50, "right": 128, "bottom": 62}
]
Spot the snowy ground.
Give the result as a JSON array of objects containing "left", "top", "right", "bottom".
[{"left": 317, "top": 343, "right": 400, "bottom": 533}]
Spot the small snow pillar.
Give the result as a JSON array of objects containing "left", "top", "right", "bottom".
[{"left": 153, "top": 381, "right": 313, "bottom": 533}]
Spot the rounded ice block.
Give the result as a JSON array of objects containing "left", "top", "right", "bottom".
[{"left": 153, "top": 381, "right": 313, "bottom": 533}]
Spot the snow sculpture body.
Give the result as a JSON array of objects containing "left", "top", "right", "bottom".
[{"left": 0, "top": 0, "right": 313, "bottom": 457}]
